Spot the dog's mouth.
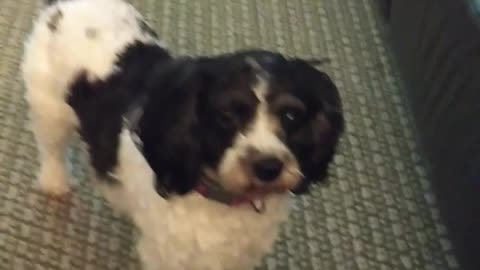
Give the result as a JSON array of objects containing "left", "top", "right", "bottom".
[
  {"left": 199, "top": 168, "right": 294, "bottom": 204},
  {"left": 195, "top": 176, "right": 288, "bottom": 213},
  {"left": 241, "top": 184, "right": 290, "bottom": 200}
]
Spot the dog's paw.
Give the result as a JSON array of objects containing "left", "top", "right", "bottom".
[{"left": 37, "top": 162, "right": 71, "bottom": 196}]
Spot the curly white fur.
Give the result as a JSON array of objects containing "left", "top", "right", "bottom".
[{"left": 22, "top": 1, "right": 291, "bottom": 269}]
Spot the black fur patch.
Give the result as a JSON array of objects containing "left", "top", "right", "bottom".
[
  {"left": 47, "top": 9, "right": 63, "bottom": 32},
  {"left": 67, "top": 42, "right": 171, "bottom": 181},
  {"left": 282, "top": 59, "right": 344, "bottom": 193}
]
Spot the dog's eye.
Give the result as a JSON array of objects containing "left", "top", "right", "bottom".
[
  {"left": 216, "top": 109, "right": 235, "bottom": 128},
  {"left": 279, "top": 107, "right": 305, "bottom": 130},
  {"left": 284, "top": 111, "right": 297, "bottom": 122},
  {"left": 216, "top": 104, "right": 252, "bottom": 129},
  {"left": 272, "top": 95, "right": 306, "bottom": 131}
]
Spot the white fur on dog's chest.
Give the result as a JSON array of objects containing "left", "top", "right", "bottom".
[
  {"left": 137, "top": 194, "right": 290, "bottom": 270},
  {"left": 103, "top": 130, "right": 291, "bottom": 270}
]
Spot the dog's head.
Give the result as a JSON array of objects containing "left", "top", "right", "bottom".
[{"left": 139, "top": 50, "right": 344, "bottom": 198}]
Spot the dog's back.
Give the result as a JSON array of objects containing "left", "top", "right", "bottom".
[{"left": 23, "top": 0, "right": 160, "bottom": 89}]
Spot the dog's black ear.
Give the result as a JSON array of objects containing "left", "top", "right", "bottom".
[
  {"left": 138, "top": 60, "right": 215, "bottom": 195},
  {"left": 287, "top": 59, "right": 344, "bottom": 194}
]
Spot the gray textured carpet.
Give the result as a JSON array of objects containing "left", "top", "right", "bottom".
[{"left": 0, "top": 0, "right": 460, "bottom": 269}]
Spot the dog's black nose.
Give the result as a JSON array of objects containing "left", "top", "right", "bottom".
[{"left": 253, "top": 156, "right": 284, "bottom": 182}]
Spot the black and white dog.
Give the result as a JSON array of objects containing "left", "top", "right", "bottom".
[{"left": 22, "top": 0, "right": 344, "bottom": 269}]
